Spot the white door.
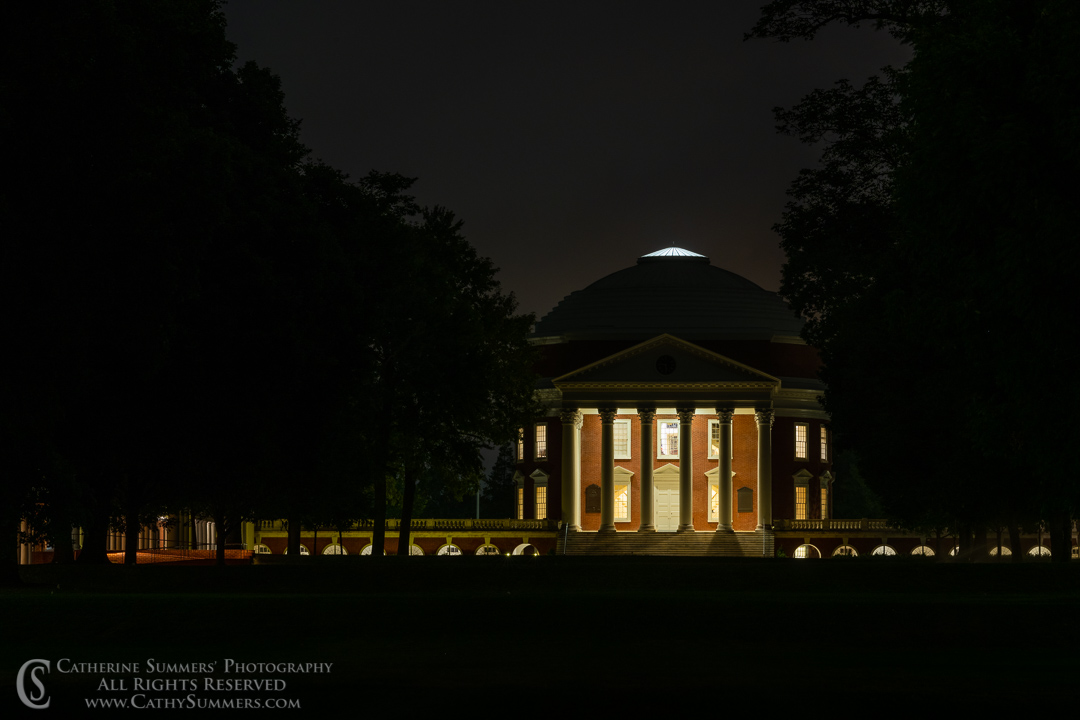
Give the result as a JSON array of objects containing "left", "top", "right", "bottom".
[{"left": 655, "top": 483, "right": 679, "bottom": 532}]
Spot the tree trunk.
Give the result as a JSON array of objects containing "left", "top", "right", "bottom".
[
  {"left": 1052, "top": 510, "right": 1072, "bottom": 563},
  {"left": 973, "top": 525, "right": 988, "bottom": 562},
  {"left": 371, "top": 360, "right": 395, "bottom": 557},
  {"left": 3, "top": 513, "right": 24, "bottom": 586},
  {"left": 1008, "top": 517, "right": 1022, "bottom": 563},
  {"left": 397, "top": 466, "right": 418, "bottom": 556},
  {"left": 49, "top": 508, "right": 75, "bottom": 564},
  {"left": 124, "top": 512, "right": 141, "bottom": 565},
  {"left": 956, "top": 523, "right": 972, "bottom": 562},
  {"left": 76, "top": 515, "right": 112, "bottom": 564},
  {"left": 214, "top": 512, "right": 227, "bottom": 566},
  {"left": 287, "top": 513, "right": 301, "bottom": 556}
]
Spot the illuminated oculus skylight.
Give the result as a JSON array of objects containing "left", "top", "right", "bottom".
[{"left": 640, "top": 247, "right": 706, "bottom": 258}]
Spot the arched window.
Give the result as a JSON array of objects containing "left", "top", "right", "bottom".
[
  {"left": 476, "top": 544, "right": 500, "bottom": 556},
  {"left": 989, "top": 546, "right": 1012, "bottom": 556},
  {"left": 793, "top": 544, "right": 820, "bottom": 558},
  {"left": 409, "top": 544, "right": 424, "bottom": 556},
  {"left": 253, "top": 544, "right": 272, "bottom": 554},
  {"left": 512, "top": 543, "right": 539, "bottom": 556},
  {"left": 911, "top": 545, "right": 935, "bottom": 557},
  {"left": 322, "top": 543, "right": 347, "bottom": 555},
  {"left": 1028, "top": 545, "right": 1051, "bottom": 558},
  {"left": 832, "top": 545, "right": 857, "bottom": 557},
  {"left": 283, "top": 544, "right": 309, "bottom": 555},
  {"left": 437, "top": 544, "right": 462, "bottom": 556},
  {"left": 360, "top": 544, "right": 386, "bottom": 556},
  {"left": 871, "top": 545, "right": 896, "bottom": 556}
]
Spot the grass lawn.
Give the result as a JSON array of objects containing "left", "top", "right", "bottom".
[{"left": 4, "top": 557, "right": 1078, "bottom": 714}]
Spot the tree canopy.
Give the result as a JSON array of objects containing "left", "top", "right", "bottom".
[
  {"left": 1, "top": 0, "right": 538, "bottom": 571},
  {"left": 751, "top": 0, "right": 1080, "bottom": 559}
]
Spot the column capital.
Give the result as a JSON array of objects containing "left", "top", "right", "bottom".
[
  {"left": 716, "top": 407, "right": 735, "bottom": 423},
  {"left": 755, "top": 408, "right": 775, "bottom": 427},
  {"left": 559, "top": 408, "right": 582, "bottom": 426},
  {"left": 676, "top": 407, "right": 695, "bottom": 423},
  {"left": 598, "top": 408, "right": 618, "bottom": 423},
  {"left": 637, "top": 408, "right": 656, "bottom": 424}
]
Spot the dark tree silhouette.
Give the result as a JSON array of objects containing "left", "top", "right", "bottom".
[{"left": 750, "top": 0, "right": 1080, "bottom": 559}]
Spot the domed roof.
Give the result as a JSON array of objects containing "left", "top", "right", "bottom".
[{"left": 532, "top": 247, "right": 804, "bottom": 340}]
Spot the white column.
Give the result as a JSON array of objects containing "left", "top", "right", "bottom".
[
  {"left": 756, "top": 409, "right": 774, "bottom": 530},
  {"left": 560, "top": 409, "right": 582, "bottom": 531},
  {"left": 599, "top": 408, "right": 617, "bottom": 532},
  {"left": 716, "top": 408, "right": 734, "bottom": 532},
  {"left": 677, "top": 408, "right": 695, "bottom": 532},
  {"left": 638, "top": 409, "right": 656, "bottom": 532},
  {"left": 19, "top": 520, "right": 30, "bottom": 565}
]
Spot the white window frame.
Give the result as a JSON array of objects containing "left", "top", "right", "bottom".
[
  {"left": 794, "top": 422, "right": 808, "bottom": 461},
  {"left": 534, "top": 422, "right": 548, "bottom": 461},
  {"left": 820, "top": 426, "right": 829, "bottom": 462},
  {"left": 531, "top": 469, "right": 549, "bottom": 521},
  {"left": 516, "top": 428, "right": 524, "bottom": 463},
  {"left": 613, "top": 418, "right": 631, "bottom": 460},
  {"left": 705, "top": 467, "right": 736, "bottom": 522},
  {"left": 708, "top": 419, "right": 733, "bottom": 460},
  {"left": 793, "top": 469, "right": 812, "bottom": 520},
  {"left": 657, "top": 419, "right": 680, "bottom": 459},
  {"left": 706, "top": 467, "right": 720, "bottom": 522},
  {"left": 613, "top": 466, "right": 633, "bottom": 523}
]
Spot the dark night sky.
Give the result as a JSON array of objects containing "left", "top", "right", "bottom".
[{"left": 223, "top": 1, "right": 911, "bottom": 319}]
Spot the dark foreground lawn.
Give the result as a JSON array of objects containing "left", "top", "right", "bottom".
[{"left": 4, "top": 557, "right": 1078, "bottom": 714}]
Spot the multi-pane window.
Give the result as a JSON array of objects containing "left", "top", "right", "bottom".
[
  {"left": 709, "top": 482, "right": 719, "bottom": 522},
  {"left": 795, "top": 485, "right": 808, "bottom": 520},
  {"left": 516, "top": 428, "right": 524, "bottom": 462},
  {"left": 708, "top": 420, "right": 732, "bottom": 459},
  {"left": 613, "top": 487, "right": 630, "bottom": 520},
  {"left": 534, "top": 423, "right": 547, "bottom": 460},
  {"left": 794, "top": 423, "right": 808, "bottom": 460},
  {"left": 614, "top": 484, "right": 629, "bottom": 522},
  {"left": 613, "top": 419, "right": 630, "bottom": 459},
  {"left": 658, "top": 420, "right": 679, "bottom": 457},
  {"left": 516, "top": 487, "right": 524, "bottom": 520},
  {"left": 820, "top": 487, "right": 828, "bottom": 520},
  {"left": 820, "top": 426, "right": 828, "bottom": 462},
  {"left": 535, "top": 486, "right": 547, "bottom": 520}
]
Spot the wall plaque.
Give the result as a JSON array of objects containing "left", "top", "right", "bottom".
[
  {"left": 737, "top": 487, "right": 753, "bottom": 513},
  {"left": 585, "top": 484, "right": 601, "bottom": 513}
]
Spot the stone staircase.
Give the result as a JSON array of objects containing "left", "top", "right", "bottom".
[{"left": 557, "top": 529, "right": 775, "bottom": 557}]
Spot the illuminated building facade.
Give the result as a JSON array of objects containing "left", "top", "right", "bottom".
[{"left": 508, "top": 247, "right": 831, "bottom": 555}]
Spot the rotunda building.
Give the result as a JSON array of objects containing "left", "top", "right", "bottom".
[{"left": 516, "top": 247, "right": 833, "bottom": 555}]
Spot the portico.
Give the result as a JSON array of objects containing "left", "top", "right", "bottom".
[{"left": 551, "top": 334, "right": 781, "bottom": 535}]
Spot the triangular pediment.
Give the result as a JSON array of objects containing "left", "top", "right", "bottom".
[{"left": 553, "top": 334, "right": 779, "bottom": 388}]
